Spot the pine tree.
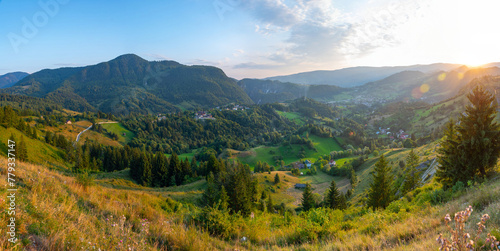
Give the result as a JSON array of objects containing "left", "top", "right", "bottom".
[
  {"left": 324, "top": 179, "right": 342, "bottom": 210},
  {"left": 169, "top": 153, "right": 181, "bottom": 186},
  {"left": 18, "top": 136, "right": 28, "bottom": 162},
  {"left": 402, "top": 149, "right": 420, "bottom": 194},
  {"left": 202, "top": 172, "right": 218, "bottom": 207},
  {"left": 190, "top": 156, "right": 198, "bottom": 175},
  {"left": 274, "top": 173, "right": 280, "bottom": 184},
  {"left": 206, "top": 154, "right": 220, "bottom": 177},
  {"left": 437, "top": 86, "right": 500, "bottom": 187},
  {"left": 349, "top": 168, "right": 358, "bottom": 188},
  {"left": 436, "top": 120, "right": 461, "bottom": 188},
  {"left": 152, "top": 152, "right": 166, "bottom": 187},
  {"left": 367, "top": 155, "right": 393, "bottom": 210},
  {"left": 219, "top": 185, "right": 229, "bottom": 211},
  {"left": 141, "top": 153, "right": 152, "bottom": 187},
  {"left": 182, "top": 158, "right": 192, "bottom": 180},
  {"left": 267, "top": 194, "right": 274, "bottom": 213},
  {"left": 301, "top": 183, "right": 315, "bottom": 211},
  {"left": 456, "top": 85, "right": 500, "bottom": 178}
]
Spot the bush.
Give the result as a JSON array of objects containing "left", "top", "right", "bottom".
[{"left": 76, "top": 172, "right": 94, "bottom": 189}]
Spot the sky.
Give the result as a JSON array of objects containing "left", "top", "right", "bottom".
[{"left": 1, "top": 0, "right": 500, "bottom": 79}]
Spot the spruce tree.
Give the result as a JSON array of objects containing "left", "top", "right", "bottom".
[
  {"left": 324, "top": 180, "right": 342, "bottom": 210},
  {"left": 219, "top": 185, "right": 229, "bottom": 211},
  {"left": 169, "top": 153, "right": 181, "bottom": 186},
  {"left": 18, "top": 136, "right": 28, "bottom": 162},
  {"left": 202, "top": 172, "right": 218, "bottom": 207},
  {"left": 436, "top": 120, "right": 461, "bottom": 188},
  {"left": 349, "top": 168, "right": 358, "bottom": 188},
  {"left": 206, "top": 154, "right": 220, "bottom": 177},
  {"left": 141, "top": 153, "right": 152, "bottom": 187},
  {"left": 367, "top": 155, "right": 393, "bottom": 210},
  {"left": 455, "top": 85, "right": 500, "bottom": 178},
  {"left": 267, "top": 194, "right": 274, "bottom": 213},
  {"left": 437, "top": 86, "right": 500, "bottom": 187},
  {"left": 402, "top": 149, "right": 420, "bottom": 194},
  {"left": 274, "top": 173, "right": 280, "bottom": 184},
  {"left": 301, "top": 183, "right": 315, "bottom": 211}
]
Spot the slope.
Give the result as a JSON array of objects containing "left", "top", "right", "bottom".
[
  {"left": 4, "top": 54, "right": 253, "bottom": 114},
  {"left": 0, "top": 72, "right": 29, "bottom": 88}
]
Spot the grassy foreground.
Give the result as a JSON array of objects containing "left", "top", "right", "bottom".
[{"left": 0, "top": 157, "right": 499, "bottom": 250}]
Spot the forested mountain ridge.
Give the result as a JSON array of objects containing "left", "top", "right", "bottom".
[
  {"left": 0, "top": 71, "right": 29, "bottom": 88},
  {"left": 238, "top": 78, "right": 343, "bottom": 104},
  {"left": 3, "top": 54, "right": 253, "bottom": 114}
]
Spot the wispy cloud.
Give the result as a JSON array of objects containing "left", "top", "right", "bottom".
[{"left": 238, "top": 0, "right": 428, "bottom": 70}]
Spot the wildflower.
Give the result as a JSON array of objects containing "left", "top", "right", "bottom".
[{"left": 444, "top": 214, "right": 451, "bottom": 222}]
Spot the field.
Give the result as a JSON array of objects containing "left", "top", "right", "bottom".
[
  {"left": 101, "top": 123, "right": 135, "bottom": 145},
  {"left": 276, "top": 111, "right": 306, "bottom": 125},
  {"left": 238, "top": 135, "right": 343, "bottom": 167}
]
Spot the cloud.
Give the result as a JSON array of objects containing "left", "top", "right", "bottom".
[
  {"left": 241, "top": 0, "right": 427, "bottom": 68},
  {"left": 233, "top": 62, "right": 284, "bottom": 69},
  {"left": 145, "top": 54, "right": 172, "bottom": 61}
]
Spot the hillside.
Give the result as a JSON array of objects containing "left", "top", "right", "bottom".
[
  {"left": 238, "top": 79, "right": 343, "bottom": 104},
  {"left": 0, "top": 72, "right": 29, "bottom": 89},
  {"left": 265, "top": 63, "right": 462, "bottom": 88},
  {"left": 3, "top": 55, "right": 253, "bottom": 114},
  {"left": 1, "top": 154, "right": 499, "bottom": 250}
]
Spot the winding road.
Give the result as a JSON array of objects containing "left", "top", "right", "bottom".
[{"left": 74, "top": 121, "right": 119, "bottom": 144}]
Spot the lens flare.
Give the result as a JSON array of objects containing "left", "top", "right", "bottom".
[
  {"left": 438, "top": 73, "right": 446, "bottom": 81},
  {"left": 420, "top": 84, "right": 430, "bottom": 93}
]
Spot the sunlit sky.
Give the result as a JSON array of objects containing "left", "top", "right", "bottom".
[{"left": 1, "top": 0, "right": 500, "bottom": 79}]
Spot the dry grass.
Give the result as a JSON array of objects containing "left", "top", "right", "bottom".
[{"left": 0, "top": 156, "right": 498, "bottom": 250}]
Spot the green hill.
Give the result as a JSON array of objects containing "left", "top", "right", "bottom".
[{"left": 4, "top": 54, "right": 253, "bottom": 114}]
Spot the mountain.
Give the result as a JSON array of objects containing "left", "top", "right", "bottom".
[
  {"left": 238, "top": 79, "right": 343, "bottom": 104},
  {"left": 0, "top": 72, "right": 29, "bottom": 88},
  {"left": 265, "top": 63, "right": 463, "bottom": 88},
  {"left": 4, "top": 54, "right": 253, "bottom": 114},
  {"left": 335, "top": 66, "right": 500, "bottom": 104}
]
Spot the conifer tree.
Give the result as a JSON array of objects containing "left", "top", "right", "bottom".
[
  {"left": 301, "top": 183, "right": 315, "bottom": 211},
  {"left": 267, "top": 194, "right": 274, "bottom": 213},
  {"left": 437, "top": 86, "right": 500, "bottom": 187},
  {"left": 18, "top": 136, "right": 28, "bottom": 162},
  {"left": 169, "top": 153, "right": 181, "bottom": 186},
  {"left": 349, "top": 168, "right": 358, "bottom": 188},
  {"left": 206, "top": 154, "right": 220, "bottom": 177},
  {"left": 219, "top": 185, "right": 229, "bottom": 211},
  {"left": 324, "top": 180, "right": 342, "bottom": 210},
  {"left": 274, "top": 173, "right": 280, "bottom": 184},
  {"left": 182, "top": 158, "right": 192, "bottom": 179},
  {"left": 140, "top": 152, "right": 152, "bottom": 187},
  {"left": 456, "top": 86, "right": 500, "bottom": 178},
  {"left": 190, "top": 156, "right": 198, "bottom": 175},
  {"left": 402, "top": 149, "right": 420, "bottom": 194},
  {"left": 152, "top": 152, "right": 166, "bottom": 187},
  {"left": 202, "top": 172, "right": 218, "bottom": 207},
  {"left": 367, "top": 155, "right": 393, "bottom": 210}
]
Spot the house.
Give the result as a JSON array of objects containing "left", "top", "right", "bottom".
[
  {"left": 295, "top": 183, "right": 307, "bottom": 189},
  {"left": 304, "top": 160, "right": 312, "bottom": 168},
  {"left": 65, "top": 120, "right": 72, "bottom": 125},
  {"left": 400, "top": 133, "right": 410, "bottom": 140},
  {"left": 329, "top": 159, "right": 337, "bottom": 167}
]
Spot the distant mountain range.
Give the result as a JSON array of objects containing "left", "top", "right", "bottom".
[
  {"left": 0, "top": 72, "right": 29, "bottom": 88},
  {"left": 265, "top": 64, "right": 463, "bottom": 88},
  {"left": 3, "top": 55, "right": 500, "bottom": 113},
  {"left": 3, "top": 54, "right": 253, "bottom": 114}
]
